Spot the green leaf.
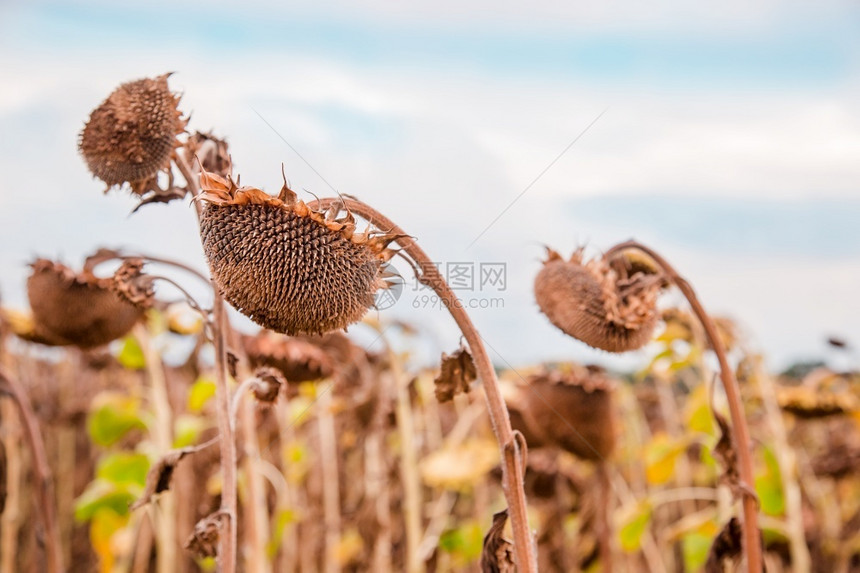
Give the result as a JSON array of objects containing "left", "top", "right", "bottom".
[
  {"left": 188, "top": 377, "right": 216, "bottom": 413},
  {"left": 87, "top": 394, "right": 145, "bottom": 447},
  {"left": 682, "top": 529, "right": 716, "bottom": 571},
  {"left": 74, "top": 480, "right": 137, "bottom": 521},
  {"left": 619, "top": 502, "right": 652, "bottom": 552},
  {"left": 684, "top": 385, "right": 715, "bottom": 435},
  {"left": 96, "top": 452, "right": 149, "bottom": 487},
  {"left": 438, "top": 522, "right": 484, "bottom": 562},
  {"left": 116, "top": 336, "right": 146, "bottom": 370},
  {"left": 755, "top": 446, "right": 785, "bottom": 516},
  {"left": 173, "top": 414, "right": 206, "bottom": 448}
]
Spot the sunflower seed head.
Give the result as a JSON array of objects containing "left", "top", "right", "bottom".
[
  {"left": 26, "top": 259, "right": 143, "bottom": 348},
  {"left": 79, "top": 74, "right": 185, "bottom": 189},
  {"left": 534, "top": 248, "right": 663, "bottom": 352},
  {"left": 198, "top": 170, "right": 399, "bottom": 335}
]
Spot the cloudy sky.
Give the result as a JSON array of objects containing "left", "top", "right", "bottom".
[{"left": 1, "top": 0, "right": 858, "bottom": 371}]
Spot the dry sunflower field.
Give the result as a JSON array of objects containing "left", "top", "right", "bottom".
[{"left": 0, "top": 74, "right": 858, "bottom": 573}]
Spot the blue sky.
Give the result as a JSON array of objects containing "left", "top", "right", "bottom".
[{"left": 1, "top": 0, "right": 859, "bottom": 370}]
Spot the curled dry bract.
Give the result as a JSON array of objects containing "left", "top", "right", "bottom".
[
  {"left": 79, "top": 74, "right": 185, "bottom": 189},
  {"left": 26, "top": 259, "right": 144, "bottom": 349},
  {"left": 198, "top": 170, "right": 400, "bottom": 335},
  {"left": 534, "top": 248, "right": 663, "bottom": 352}
]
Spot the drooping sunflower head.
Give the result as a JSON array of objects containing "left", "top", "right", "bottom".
[
  {"left": 26, "top": 259, "right": 144, "bottom": 348},
  {"left": 198, "top": 170, "right": 400, "bottom": 335},
  {"left": 79, "top": 73, "right": 186, "bottom": 189},
  {"left": 243, "top": 331, "right": 335, "bottom": 384},
  {"left": 534, "top": 247, "right": 664, "bottom": 353},
  {"left": 519, "top": 364, "right": 618, "bottom": 461}
]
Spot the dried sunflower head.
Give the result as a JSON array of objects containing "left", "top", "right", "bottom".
[
  {"left": 535, "top": 247, "right": 663, "bottom": 352},
  {"left": 79, "top": 73, "right": 185, "bottom": 190},
  {"left": 111, "top": 259, "right": 156, "bottom": 310},
  {"left": 198, "top": 170, "right": 400, "bottom": 335},
  {"left": 519, "top": 364, "right": 617, "bottom": 461},
  {"left": 183, "top": 131, "right": 231, "bottom": 177},
  {"left": 660, "top": 307, "right": 737, "bottom": 350},
  {"left": 26, "top": 259, "right": 144, "bottom": 349},
  {"left": 777, "top": 371, "right": 859, "bottom": 419},
  {"left": 243, "top": 331, "right": 335, "bottom": 384}
]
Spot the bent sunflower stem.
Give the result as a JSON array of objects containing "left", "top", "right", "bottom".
[
  {"left": 605, "top": 240, "right": 762, "bottom": 573},
  {"left": 174, "top": 152, "right": 238, "bottom": 573},
  {"left": 309, "top": 197, "right": 538, "bottom": 572}
]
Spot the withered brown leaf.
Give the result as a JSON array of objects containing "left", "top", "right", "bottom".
[
  {"left": 480, "top": 509, "right": 516, "bottom": 573},
  {"left": 712, "top": 410, "right": 741, "bottom": 497},
  {"left": 251, "top": 366, "right": 285, "bottom": 404},
  {"left": 184, "top": 510, "right": 229, "bottom": 559},
  {"left": 705, "top": 517, "right": 743, "bottom": 573},
  {"left": 434, "top": 343, "right": 477, "bottom": 403},
  {"left": 131, "top": 449, "right": 192, "bottom": 510}
]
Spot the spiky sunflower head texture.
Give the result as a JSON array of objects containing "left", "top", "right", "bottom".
[{"left": 198, "top": 170, "right": 400, "bottom": 335}]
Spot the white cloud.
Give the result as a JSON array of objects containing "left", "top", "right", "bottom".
[{"left": 1, "top": 24, "right": 858, "bottom": 369}]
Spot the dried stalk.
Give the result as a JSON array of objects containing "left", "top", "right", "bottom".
[
  {"left": 318, "top": 387, "right": 342, "bottom": 573},
  {"left": 388, "top": 346, "right": 423, "bottom": 573},
  {"left": 134, "top": 324, "right": 177, "bottom": 573},
  {"left": 0, "top": 398, "right": 22, "bottom": 573},
  {"left": 360, "top": 357, "right": 393, "bottom": 573},
  {"left": 596, "top": 461, "right": 614, "bottom": 573},
  {"left": 175, "top": 153, "right": 238, "bottom": 573},
  {"left": 239, "top": 395, "right": 270, "bottom": 573},
  {"left": 227, "top": 320, "right": 273, "bottom": 573},
  {"left": 274, "top": 399, "right": 300, "bottom": 572},
  {"left": 605, "top": 240, "right": 762, "bottom": 573},
  {"left": 749, "top": 356, "right": 810, "bottom": 571},
  {"left": 309, "top": 197, "right": 537, "bottom": 571},
  {"left": 0, "top": 365, "right": 64, "bottom": 573}
]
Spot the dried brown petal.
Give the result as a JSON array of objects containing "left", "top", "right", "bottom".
[
  {"left": 704, "top": 518, "right": 743, "bottom": 573},
  {"left": 519, "top": 365, "right": 617, "bottom": 461},
  {"left": 27, "top": 259, "right": 144, "bottom": 349},
  {"left": 184, "top": 510, "right": 228, "bottom": 559},
  {"left": 79, "top": 74, "right": 185, "bottom": 188},
  {"left": 535, "top": 248, "right": 663, "bottom": 352},
  {"left": 198, "top": 171, "right": 398, "bottom": 335},
  {"left": 481, "top": 509, "right": 516, "bottom": 573},
  {"left": 111, "top": 259, "right": 156, "bottom": 310},
  {"left": 434, "top": 344, "right": 477, "bottom": 403}
]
